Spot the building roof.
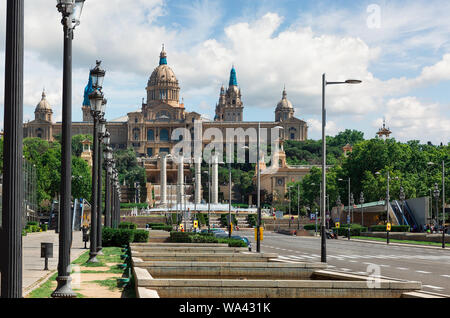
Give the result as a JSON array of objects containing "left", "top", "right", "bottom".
[{"left": 35, "top": 91, "right": 52, "bottom": 111}]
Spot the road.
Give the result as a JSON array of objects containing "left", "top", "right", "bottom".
[{"left": 240, "top": 230, "right": 450, "bottom": 295}]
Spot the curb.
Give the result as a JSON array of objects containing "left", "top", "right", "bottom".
[{"left": 349, "top": 238, "right": 450, "bottom": 250}]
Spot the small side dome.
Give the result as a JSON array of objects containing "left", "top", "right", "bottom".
[
  {"left": 36, "top": 90, "right": 52, "bottom": 111},
  {"left": 276, "top": 88, "right": 293, "bottom": 111}
]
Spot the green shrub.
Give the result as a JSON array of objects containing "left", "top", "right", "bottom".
[
  {"left": 331, "top": 225, "right": 368, "bottom": 236},
  {"left": 147, "top": 223, "right": 165, "bottom": 228},
  {"left": 40, "top": 224, "right": 48, "bottom": 232},
  {"left": 218, "top": 238, "right": 247, "bottom": 247},
  {"left": 197, "top": 213, "right": 206, "bottom": 226},
  {"left": 369, "top": 225, "right": 410, "bottom": 232},
  {"left": 303, "top": 224, "right": 319, "bottom": 231},
  {"left": 27, "top": 221, "right": 39, "bottom": 226},
  {"left": 220, "top": 214, "right": 238, "bottom": 227},
  {"left": 119, "top": 222, "right": 137, "bottom": 230},
  {"left": 169, "top": 231, "right": 192, "bottom": 243},
  {"left": 247, "top": 214, "right": 258, "bottom": 227},
  {"left": 102, "top": 228, "right": 135, "bottom": 247},
  {"left": 150, "top": 225, "right": 173, "bottom": 232},
  {"left": 22, "top": 229, "right": 27, "bottom": 236},
  {"left": 133, "top": 230, "right": 149, "bottom": 243},
  {"left": 120, "top": 203, "right": 148, "bottom": 209}
]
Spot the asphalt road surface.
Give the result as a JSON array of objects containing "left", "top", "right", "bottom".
[{"left": 239, "top": 230, "right": 450, "bottom": 296}]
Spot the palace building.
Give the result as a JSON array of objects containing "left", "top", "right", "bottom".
[{"left": 23, "top": 47, "right": 310, "bottom": 205}]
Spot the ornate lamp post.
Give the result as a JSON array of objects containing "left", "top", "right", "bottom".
[
  {"left": 104, "top": 134, "right": 112, "bottom": 227},
  {"left": 433, "top": 183, "right": 440, "bottom": 228},
  {"left": 87, "top": 61, "right": 106, "bottom": 263},
  {"left": 51, "top": 0, "right": 85, "bottom": 298},
  {"left": 399, "top": 186, "right": 406, "bottom": 225},
  {"left": 97, "top": 116, "right": 107, "bottom": 255},
  {"left": 1, "top": 0, "right": 24, "bottom": 299},
  {"left": 336, "top": 195, "right": 341, "bottom": 238},
  {"left": 360, "top": 192, "right": 365, "bottom": 227}
]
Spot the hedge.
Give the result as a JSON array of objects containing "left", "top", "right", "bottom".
[
  {"left": 332, "top": 226, "right": 368, "bottom": 236},
  {"left": 119, "top": 222, "right": 137, "bottom": 230},
  {"left": 147, "top": 223, "right": 165, "bottom": 228},
  {"left": 247, "top": 214, "right": 257, "bottom": 227},
  {"left": 221, "top": 214, "right": 237, "bottom": 227},
  {"left": 102, "top": 227, "right": 149, "bottom": 246},
  {"left": 169, "top": 231, "right": 246, "bottom": 247},
  {"left": 303, "top": 224, "right": 319, "bottom": 231},
  {"left": 150, "top": 225, "right": 173, "bottom": 232},
  {"left": 369, "top": 225, "right": 410, "bottom": 232}
]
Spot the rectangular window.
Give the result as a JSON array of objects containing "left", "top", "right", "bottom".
[
  {"left": 160, "top": 147, "right": 170, "bottom": 154},
  {"left": 147, "top": 148, "right": 153, "bottom": 157}
]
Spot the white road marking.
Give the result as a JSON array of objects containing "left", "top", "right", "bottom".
[
  {"left": 440, "top": 275, "right": 450, "bottom": 278},
  {"left": 415, "top": 270, "right": 432, "bottom": 274},
  {"left": 348, "top": 260, "right": 357, "bottom": 263},
  {"left": 340, "top": 268, "right": 351, "bottom": 272},
  {"left": 379, "top": 265, "right": 390, "bottom": 268},
  {"left": 396, "top": 267, "right": 409, "bottom": 271}
]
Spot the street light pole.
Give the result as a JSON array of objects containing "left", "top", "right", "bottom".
[
  {"left": 257, "top": 122, "right": 261, "bottom": 253},
  {"left": 97, "top": 117, "right": 106, "bottom": 255},
  {"left": 360, "top": 192, "right": 365, "bottom": 227},
  {"left": 322, "top": 74, "right": 361, "bottom": 262},
  {"left": 442, "top": 160, "right": 446, "bottom": 249},
  {"left": 52, "top": 0, "right": 85, "bottom": 298},
  {"left": 1, "top": 0, "right": 24, "bottom": 299},
  {"left": 228, "top": 163, "right": 232, "bottom": 239},
  {"left": 86, "top": 60, "right": 106, "bottom": 263},
  {"left": 297, "top": 184, "right": 300, "bottom": 230},
  {"left": 387, "top": 170, "right": 390, "bottom": 244}
]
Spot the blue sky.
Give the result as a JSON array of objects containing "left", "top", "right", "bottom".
[{"left": 0, "top": 0, "right": 449, "bottom": 144}]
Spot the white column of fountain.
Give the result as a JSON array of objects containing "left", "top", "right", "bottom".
[
  {"left": 212, "top": 155, "right": 219, "bottom": 205},
  {"left": 177, "top": 156, "right": 184, "bottom": 206},
  {"left": 195, "top": 157, "right": 202, "bottom": 205},
  {"left": 160, "top": 153, "right": 167, "bottom": 205}
]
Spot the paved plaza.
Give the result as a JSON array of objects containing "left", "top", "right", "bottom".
[{"left": 0, "top": 230, "right": 86, "bottom": 295}]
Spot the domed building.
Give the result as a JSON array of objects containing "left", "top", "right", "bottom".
[{"left": 23, "top": 45, "right": 309, "bottom": 205}]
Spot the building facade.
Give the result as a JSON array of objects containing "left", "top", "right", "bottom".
[{"left": 23, "top": 47, "right": 310, "bottom": 204}]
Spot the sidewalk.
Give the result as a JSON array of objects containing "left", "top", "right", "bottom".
[{"left": 0, "top": 229, "right": 86, "bottom": 296}]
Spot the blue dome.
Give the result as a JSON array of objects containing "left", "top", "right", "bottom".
[{"left": 229, "top": 67, "right": 238, "bottom": 86}]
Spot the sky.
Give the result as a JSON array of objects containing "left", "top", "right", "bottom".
[{"left": 0, "top": 0, "right": 449, "bottom": 144}]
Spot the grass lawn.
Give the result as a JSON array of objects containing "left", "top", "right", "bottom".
[
  {"left": 27, "top": 246, "right": 134, "bottom": 298},
  {"left": 353, "top": 236, "right": 445, "bottom": 247}
]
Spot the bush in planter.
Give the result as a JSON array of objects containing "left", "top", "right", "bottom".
[
  {"left": 102, "top": 228, "right": 135, "bottom": 247},
  {"left": 169, "top": 231, "right": 192, "bottom": 243},
  {"left": 40, "top": 224, "right": 48, "bottom": 232},
  {"left": 303, "top": 224, "right": 319, "bottom": 231},
  {"left": 147, "top": 223, "right": 165, "bottom": 228},
  {"left": 119, "top": 222, "right": 137, "bottom": 230},
  {"left": 369, "top": 224, "right": 410, "bottom": 232},
  {"left": 151, "top": 225, "right": 173, "bottom": 232},
  {"left": 133, "top": 230, "right": 149, "bottom": 243}
]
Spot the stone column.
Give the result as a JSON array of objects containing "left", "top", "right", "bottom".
[
  {"left": 160, "top": 153, "right": 167, "bottom": 205},
  {"left": 212, "top": 155, "right": 219, "bottom": 204},
  {"left": 177, "top": 156, "right": 184, "bottom": 205},
  {"left": 195, "top": 158, "right": 202, "bottom": 205}
]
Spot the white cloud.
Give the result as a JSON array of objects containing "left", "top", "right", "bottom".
[
  {"left": 373, "top": 97, "right": 450, "bottom": 144},
  {"left": 0, "top": 1, "right": 449, "bottom": 144}
]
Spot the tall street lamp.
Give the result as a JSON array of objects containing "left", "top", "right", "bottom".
[
  {"left": 104, "top": 133, "right": 112, "bottom": 227},
  {"left": 51, "top": 0, "right": 85, "bottom": 299},
  {"left": 1, "top": 0, "right": 24, "bottom": 299},
  {"left": 97, "top": 116, "right": 107, "bottom": 255},
  {"left": 228, "top": 163, "right": 232, "bottom": 239},
  {"left": 360, "top": 192, "right": 365, "bottom": 227},
  {"left": 336, "top": 195, "right": 342, "bottom": 238},
  {"left": 202, "top": 169, "right": 211, "bottom": 232},
  {"left": 441, "top": 160, "right": 446, "bottom": 249},
  {"left": 322, "top": 75, "right": 361, "bottom": 262},
  {"left": 297, "top": 184, "right": 301, "bottom": 230},
  {"left": 433, "top": 183, "right": 440, "bottom": 228},
  {"left": 399, "top": 186, "right": 406, "bottom": 225},
  {"left": 87, "top": 61, "right": 106, "bottom": 263},
  {"left": 376, "top": 170, "right": 391, "bottom": 244}
]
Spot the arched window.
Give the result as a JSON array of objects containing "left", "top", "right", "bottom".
[
  {"left": 160, "top": 128, "right": 169, "bottom": 141},
  {"left": 147, "top": 129, "right": 154, "bottom": 141}
]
